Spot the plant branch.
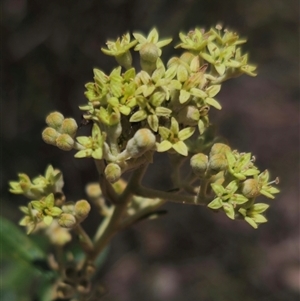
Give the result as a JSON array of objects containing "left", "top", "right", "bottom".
[
  {"left": 88, "top": 164, "right": 148, "bottom": 261},
  {"left": 73, "top": 224, "right": 94, "bottom": 254}
]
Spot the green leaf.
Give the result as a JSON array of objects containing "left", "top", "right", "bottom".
[{"left": 0, "top": 216, "right": 45, "bottom": 262}]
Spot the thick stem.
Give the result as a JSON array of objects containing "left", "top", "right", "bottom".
[
  {"left": 87, "top": 164, "right": 148, "bottom": 261},
  {"left": 73, "top": 224, "right": 94, "bottom": 254}
]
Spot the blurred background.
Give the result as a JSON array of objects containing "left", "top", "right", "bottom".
[{"left": 2, "top": 0, "right": 299, "bottom": 300}]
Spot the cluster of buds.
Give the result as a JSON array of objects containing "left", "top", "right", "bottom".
[
  {"left": 42, "top": 26, "right": 257, "bottom": 184},
  {"left": 9, "top": 165, "right": 91, "bottom": 234},
  {"left": 190, "top": 143, "right": 280, "bottom": 228},
  {"left": 56, "top": 261, "right": 98, "bottom": 299}
]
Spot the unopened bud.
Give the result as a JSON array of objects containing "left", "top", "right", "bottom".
[
  {"left": 74, "top": 200, "right": 91, "bottom": 220},
  {"left": 85, "top": 183, "right": 102, "bottom": 198},
  {"left": 62, "top": 202, "right": 75, "bottom": 213},
  {"left": 210, "top": 143, "right": 231, "bottom": 157},
  {"left": 58, "top": 213, "right": 76, "bottom": 228},
  {"left": 125, "top": 128, "right": 156, "bottom": 158},
  {"left": 61, "top": 118, "right": 78, "bottom": 137},
  {"left": 42, "top": 127, "right": 60, "bottom": 145},
  {"left": 208, "top": 153, "right": 228, "bottom": 173},
  {"left": 139, "top": 43, "right": 160, "bottom": 74},
  {"left": 56, "top": 134, "right": 74, "bottom": 151},
  {"left": 140, "top": 43, "right": 160, "bottom": 63},
  {"left": 46, "top": 111, "right": 64, "bottom": 129},
  {"left": 104, "top": 163, "right": 121, "bottom": 183},
  {"left": 190, "top": 153, "right": 208, "bottom": 176},
  {"left": 241, "top": 179, "right": 261, "bottom": 198},
  {"left": 116, "top": 51, "right": 132, "bottom": 70}
]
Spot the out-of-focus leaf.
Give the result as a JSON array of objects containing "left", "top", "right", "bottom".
[{"left": 0, "top": 216, "right": 45, "bottom": 262}]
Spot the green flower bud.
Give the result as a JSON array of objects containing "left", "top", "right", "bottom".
[
  {"left": 241, "top": 178, "right": 261, "bottom": 198},
  {"left": 42, "top": 127, "right": 60, "bottom": 145},
  {"left": 62, "top": 202, "right": 75, "bottom": 213},
  {"left": 104, "top": 163, "right": 122, "bottom": 183},
  {"left": 56, "top": 134, "right": 74, "bottom": 151},
  {"left": 58, "top": 213, "right": 76, "bottom": 228},
  {"left": 208, "top": 153, "right": 228, "bottom": 173},
  {"left": 190, "top": 153, "right": 208, "bottom": 176},
  {"left": 139, "top": 43, "right": 160, "bottom": 63},
  {"left": 74, "top": 200, "right": 91, "bottom": 220},
  {"left": 125, "top": 128, "right": 156, "bottom": 158},
  {"left": 210, "top": 143, "right": 231, "bottom": 156},
  {"left": 61, "top": 118, "right": 78, "bottom": 137},
  {"left": 46, "top": 111, "right": 64, "bottom": 129},
  {"left": 116, "top": 51, "right": 133, "bottom": 70},
  {"left": 139, "top": 43, "right": 160, "bottom": 74},
  {"left": 85, "top": 183, "right": 102, "bottom": 198}
]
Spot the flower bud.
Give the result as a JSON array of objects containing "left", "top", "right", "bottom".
[
  {"left": 42, "top": 127, "right": 60, "bottom": 145},
  {"left": 74, "top": 200, "right": 91, "bottom": 221},
  {"left": 46, "top": 111, "right": 64, "bottom": 129},
  {"left": 56, "top": 134, "right": 74, "bottom": 151},
  {"left": 139, "top": 43, "right": 160, "bottom": 74},
  {"left": 241, "top": 179, "right": 261, "bottom": 198},
  {"left": 104, "top": 163, "right": 122, "bottom": 183},
  {"left": 85, "top": 183, "right": 102, "bottom": 198},
  {"left": 58, "top": 213, "right": 76, "bottom": 228},
  {"left": 190, "top": 153, "right": 208, "bottom": 176},
  {"left": 140, "top": 43, "right": 159, "bottom": 63},
  {"left": 178, "top": 106, "right": 200, "bottom": 126},
  {"left": 62, "top": 202, "right": 75, "bottom": 213},
  {"left": 210, "top": 143, "right": 231, "bottom": 157},
  {"left": 208, "top": 153, "right": 228, "bottom": 174},
  {"left": 125, "top": 128, "right": 156, "bottom": 158},
  {"left": 116, "top": 51, "right": 132, "bottom": 70},
  {"left": 61, "top": 118, "right": 78, "bottom": 137}
]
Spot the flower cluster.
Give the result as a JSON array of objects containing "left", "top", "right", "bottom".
[
  {"left": 9, "top": 165, "right": 91, "bottom": 234},
  {"left": 42, "top": 26, "right": 257, "bottom": 185},
  {"left": 190, "top": 143, "right": 280, "bottom": 228}
]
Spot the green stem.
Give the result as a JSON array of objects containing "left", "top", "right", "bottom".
[
  {"left": 134, "top": 185, "right": 202, "bottom": 205},
  {"left": 73, "top": 224, "right": 94, "bottom": 254},
  {"left": 88, "top": 164, "right": 148, "bottom": 261},
  {"left": 121, "top": 199, "right": 166, "bottom": 229},
  {"left": 196, "top": 178, "right": 210, "bottom": 204}
]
